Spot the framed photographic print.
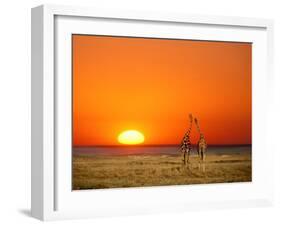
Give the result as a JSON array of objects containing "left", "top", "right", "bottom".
[{"left": 31, "top": 4, "right": 274, "bottom": 221}]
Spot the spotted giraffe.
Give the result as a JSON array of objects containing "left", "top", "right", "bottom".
[
  {"left": 180, "top": 114, "right": 193, "bottom": 165},
  {"left": 194, "top": 118, "right": 207, "bottom": 163}
]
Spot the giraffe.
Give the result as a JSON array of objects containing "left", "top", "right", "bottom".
[
  {"left": 194, "top": 118, "right": 207, "bottom": 169},
  {"left": 180, "top": 114, "right": 193, "bottom": 165}
]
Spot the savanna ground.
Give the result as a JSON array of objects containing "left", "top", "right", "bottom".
[{"left": 72, "top": 151, "right": 251, "bottom": 190}]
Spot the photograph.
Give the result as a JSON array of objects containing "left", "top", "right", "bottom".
[{"left": 72, "top": 35, "right": 252, "bottom": 190}]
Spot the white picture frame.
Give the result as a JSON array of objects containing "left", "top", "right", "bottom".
[{"left": 31, "top": 4, "right": 274, "bottom": 221}]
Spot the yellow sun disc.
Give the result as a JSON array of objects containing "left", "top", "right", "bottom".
[{"left": 118, "top": 130, "right": 145, "bottom": 145}]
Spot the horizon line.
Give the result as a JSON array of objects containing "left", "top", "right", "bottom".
[{"left": 73, "top": 144, "right": 252, "bottom": 148}]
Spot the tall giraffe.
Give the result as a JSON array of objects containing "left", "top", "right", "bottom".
[
  {"left": 194, "top": 118, "right": 207, "bottom": 163},
  {"left": 180, "top": 114, "right": 193, "bottom": 165}
]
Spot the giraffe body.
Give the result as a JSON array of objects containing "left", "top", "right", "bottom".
[
  {"left": 180, "top": 114, "right": 193, "bottom": 165},
  {"left": 197, "top": 135, "right": 207, "bottom": 162},
  {"left": 194, "top": 118, "right": 207, "bottom": 163}
]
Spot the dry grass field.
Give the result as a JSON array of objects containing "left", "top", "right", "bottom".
[{"left": 73, "top": 151, "right": 251, "bottom": 190}]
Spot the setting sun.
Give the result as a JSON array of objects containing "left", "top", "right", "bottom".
[{"left": 118, "top": 130, "right": 145, "bottom": 145}]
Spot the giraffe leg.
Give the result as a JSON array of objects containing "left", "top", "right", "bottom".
[
  {"left": 198, "top": 148, "right": 203, "bottom": 171},
  {"left": 197, "top": 147, "right": 201, "bottom": 170},
  {"left": 203, "top": 149, "right": 206, "bottom": 162},
  {"left": 201, "top": 148, "right": 204, "bottom": 162},
  {"left": 181, "top": 149, "right": 185, "bottom": 164},
  {"left": 202, "top": 148, "right": 206, "bottom": 172},
  {"left": 186, "top": 150, "right": 190, "bottom": 164}
]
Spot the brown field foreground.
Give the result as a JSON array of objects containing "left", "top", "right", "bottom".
[{"left": 72, "top": 152, "right": 251, "bottom": 190}]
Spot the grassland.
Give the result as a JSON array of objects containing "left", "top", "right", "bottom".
[{"left": 73, "top": 152, "right": 251, "bottom": 190}]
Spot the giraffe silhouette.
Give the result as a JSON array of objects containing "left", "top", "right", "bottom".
[
  {"left": 180, "top": 114, "right": 193, "bottom": 165},
  {"left": 194, "top": 117, "right": 207, "bottom": 171}
]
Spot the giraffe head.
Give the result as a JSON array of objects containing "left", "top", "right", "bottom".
[{"left": 188, "top": 114, "right": 193, "bottom": 123}]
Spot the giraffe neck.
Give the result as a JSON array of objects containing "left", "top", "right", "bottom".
[
  {"left": 195, "top": 121, "right": 199, "bottom": 132},
  {"left": 185, "top": 120, "right": 193, "bottom": 137},
  {"left": 195, "top": 121, "right": 204, "bottom": 139}
]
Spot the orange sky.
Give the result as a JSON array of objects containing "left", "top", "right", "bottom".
[{"left": 73, "top": 35, "right": 252, "bottom": 146}]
